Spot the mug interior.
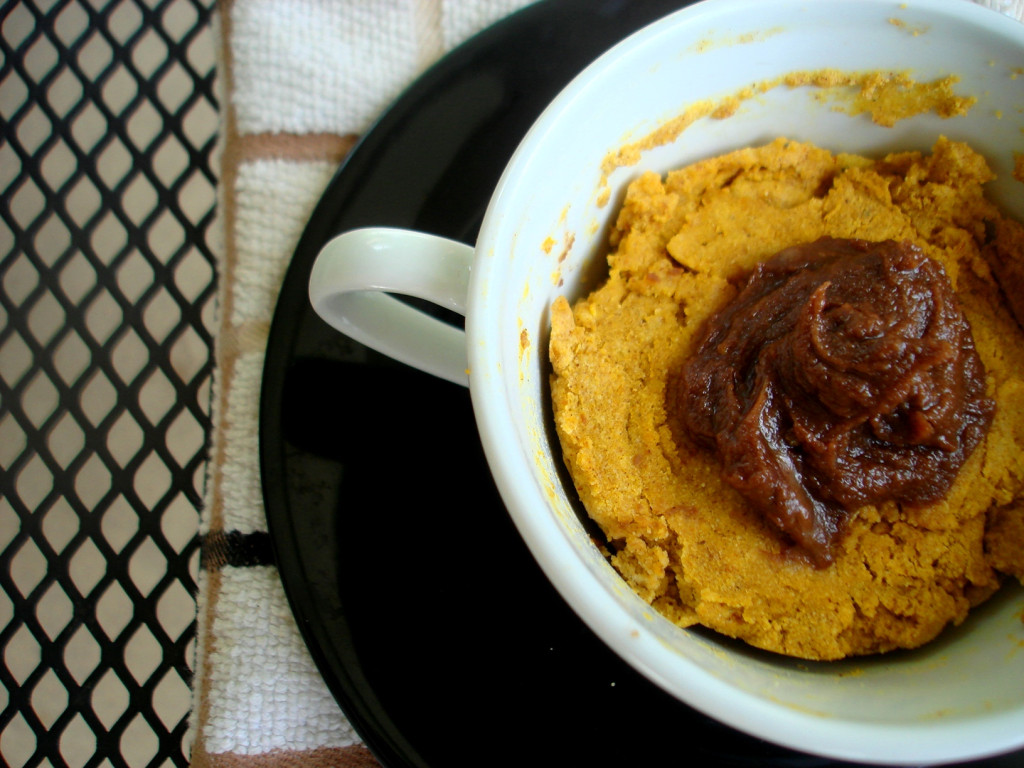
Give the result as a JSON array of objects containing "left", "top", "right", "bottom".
[{"left": 467, "top": 0, "right": 1024, "bottom": 763}]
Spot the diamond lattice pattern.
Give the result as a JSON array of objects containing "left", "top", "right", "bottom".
[{"left": 1, "top": 1, "right": 217, "bottom": 766}]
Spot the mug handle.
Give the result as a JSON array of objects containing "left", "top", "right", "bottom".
[{"left": 308, "top": 227, "right": 474, "bottom": 387}]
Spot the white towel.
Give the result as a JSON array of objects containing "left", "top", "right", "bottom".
[{"left": 192, "top": 2, "right": 536, "bottom": 766}]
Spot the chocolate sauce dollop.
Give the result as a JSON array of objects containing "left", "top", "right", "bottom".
[{"left": 679, "top": 237, "right": 994, "bottom": 566}]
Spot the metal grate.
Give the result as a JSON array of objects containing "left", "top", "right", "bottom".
[{"left": 0, "top": 1, "right": 218, "bottom": 766}]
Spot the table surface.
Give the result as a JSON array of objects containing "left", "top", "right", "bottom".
[
  {"left": 4, "top": 2, "right": 1024, "bottom": 768},
  {"left": 1, "top": 1, "right": 218, "bottom": 765}
]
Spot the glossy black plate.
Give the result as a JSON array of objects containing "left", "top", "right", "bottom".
[{"left": 259, "top": 2, "right": 1024, "bottom": 766}]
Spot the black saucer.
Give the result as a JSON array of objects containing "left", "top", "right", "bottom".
[{"left": 258, "top": 2, "right": 1023, "bottom": 766}]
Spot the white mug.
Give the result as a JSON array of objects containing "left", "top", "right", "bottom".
[{"left": 309, "top": 0, "right": 1024, "bottom": 763}]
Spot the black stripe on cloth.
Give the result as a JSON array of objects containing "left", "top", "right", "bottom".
[{"left": 201, "top": 530, "right": 276, "bottom": 570}]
